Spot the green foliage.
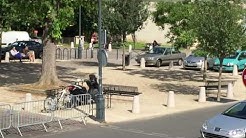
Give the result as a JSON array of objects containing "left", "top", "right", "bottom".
[
  {"left": 102, "top": 0, "right": 149, "bottom": 42},
  {"left": 5, "top": 0, "right": 77, "bottom": 40},
  {"left": 192, "top": 48, "right": 209, "bottom": 57},
  {"left": 153, "top": 0, "right": 197, "bottom": 49},
  {"left": 192, "top": 0, "right": 246, "bottom": 59}
]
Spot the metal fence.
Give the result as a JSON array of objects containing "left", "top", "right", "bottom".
[
  {"left": 55, "top": 47, "right": 141, "bottom": 62},
  {"left": 52, "top": 94, "right": 92, "bottom": 129},
  {"left": 11, "top": 100, "right": 52, "bottom": 136},
  {"left": 0, "top": 94, "right": 92, "bottom": 138},
  {"left": 0, "top": 104, "right": 11, "bottom": 138}
]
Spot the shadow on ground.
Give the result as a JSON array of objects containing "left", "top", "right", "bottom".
[{"left": 0, "top": 62, "right": 89, "bottom": 87}]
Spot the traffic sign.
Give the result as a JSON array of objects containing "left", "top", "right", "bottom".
[{"left": 242, "top": 68, "right": 246, "bottom": 86}]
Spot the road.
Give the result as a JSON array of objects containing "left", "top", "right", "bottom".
[{"left": 5, "top": 102, "right": 234, "bottom": 138}]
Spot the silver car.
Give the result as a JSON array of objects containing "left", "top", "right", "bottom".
[
  {"left": 135, "top": 46, "right": 186, "bottom": 67},
  {"left": 201, "top": 101, "right": 246, "bottom": 138},
  {"left": 183, "top": 54, "right": 215, "bottom": 70}
]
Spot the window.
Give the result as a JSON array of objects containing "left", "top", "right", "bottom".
[
  {"left": 164, "top": 48, "right": 171, "bottom": 55},
  {"left": 238, "top": 52, "right": 246, "bottom": 60},
  {"left": 223, "top": 102, "right": 246, "bottom": 119}
]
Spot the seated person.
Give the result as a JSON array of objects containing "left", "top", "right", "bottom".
[
  {"left": 10, "top": 47, "right": 23, "bottom": 62},
  {"left": 23, "top": 46, "right": 35, "bottom": 62},
  {"left": 152, "top": 40, "right": 159, "bottom": 47}
]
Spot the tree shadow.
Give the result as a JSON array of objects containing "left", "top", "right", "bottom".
[
  {"left": 0, "top": 62, "right": 89, "bottom": 87},
  {"left": 127, "top": 69, "right": 204, "bottom": 82},
  {"left": 151, "top": 83, "right": 200, "bottom": 95}
]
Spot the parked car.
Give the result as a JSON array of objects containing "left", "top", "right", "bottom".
[
  {"left": 1, "top": 41, "right": 43, "bottom": 59},
  {"left": 135, "top": 46, "right": 186, "bottom": 67},
  {"left": 201, "top": 101, "right": 246, "bottom": 138},
  {"left": 213, "top": 50, "right": 246, "bottom": 71},
  {"left": 183, "top": 54, "right": 215, "bottom": 70}
]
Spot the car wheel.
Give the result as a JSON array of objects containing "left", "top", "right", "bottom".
[
  {"left": 178, "top": 59, "right": 183, "bottom": 66},
  {"left": 156, "top": 60, "right": 161, "bottom": 67}
]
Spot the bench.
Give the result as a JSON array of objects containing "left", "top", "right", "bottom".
[
  {"left": 201, "top": 79, "right": 237, "bottom": 94},
  {"left": 103, "top": 84, "right": 141, "bottom": 108},
  {"left": 5, "top": 52, "right": 30, "bottom": 62}
]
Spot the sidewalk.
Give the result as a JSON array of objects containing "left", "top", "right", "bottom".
[{"left": 0, "top": 60, "right": 244, "bottom": 124}]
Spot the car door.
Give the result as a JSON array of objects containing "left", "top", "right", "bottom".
[
  {"left": 170, "top": 48, "right": 181, "bottom": 62},
  {"left": 161, "top": 48, "right": 172, "bottom": 64},
  {"left": 238, "top": 52, "right": 246, "bottom": 70}
]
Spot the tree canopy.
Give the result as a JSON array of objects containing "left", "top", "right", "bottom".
[
  {"left": 102, "top": 0, "right": 149, "bottom": 42},
  {"left": 152, "top": 0, "right": 196, "bottom": 49}
]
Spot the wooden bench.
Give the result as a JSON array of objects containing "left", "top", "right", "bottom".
[
  {"left": 103, "top": 84, "right": 141, "bottom": 108},
  {"left": 201, "top": 79, "right": 237, "bottom": 94}
]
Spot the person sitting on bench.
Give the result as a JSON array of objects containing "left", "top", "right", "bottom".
[
  {"left": 23, "top": 46, "right": 35, "bottom": 62},
  {"left": 10, "top": 47, "right": 23, "bottom": 62}
]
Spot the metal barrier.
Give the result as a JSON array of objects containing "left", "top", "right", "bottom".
[
  {"left": 0, "top": 104, "right": 11, "bottom": 138},
  {"left": 11, "top": 100, "right": 52, "bottom": 136},
  {"left": 52, "top": 94, "right": 92, "bottom": 129},
  {"left": 56, "top": 48, "right": 62, "bottom": 60},
  {"left": 62, "top": 48, "right": 70, "bottom": 60}
]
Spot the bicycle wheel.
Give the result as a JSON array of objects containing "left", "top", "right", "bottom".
[{"left": 44, "top": 97, "right": 57, "bottom": 112}]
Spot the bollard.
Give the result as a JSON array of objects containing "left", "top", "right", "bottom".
[
  {"left": 132, "top": 95, "right": 140, "bottom": 113},
  {"left": 70, "top": 42, "right": 74, "bottom": 49},
  {"left": 129, "top": 45, "right": 132, "bottom": 53},
  {"left": 89, "top": 43, "right": 93, "bottom": 49},
  {"left": 25, "top": 93, "right": 32, "bottom": 111},
  {"left": 25, "top": 93, "right": 32, "bottom": 102},
  {"left": 227, "top": 82, "right": 233, "bottom": 99},
  {"left": 232, "top": 65, "right": 238, "bottom": 76},
  {"left": 140, "top": 58, "right": 145, "bottom": 68},
  {"left": 5, "top": 52, "right": 10, "bottom": 62},
  {"left": 167, "top": 91, "right": 175, "bottom": 108},
  {"left": 198, "top": 87, "right": 206, "bottom": 102},
  {"left": 108, "top": 43, "right": 112, "bottom": 52},
  {"left": 169, "top": 61, "right": 173, "bottom": 70}
]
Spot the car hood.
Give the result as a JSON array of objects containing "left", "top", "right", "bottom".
[
  {"left": 185, "top": 56, "right": 204, "bottom": 62},
  {"left": 208, "top": 114, "right": 246, "bottom": 130}
]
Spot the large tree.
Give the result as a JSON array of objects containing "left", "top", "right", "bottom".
[
  {"left": 192, "top": 0, "right": 246, "bottom": 101},
  {"left": 152, "top": 0, "right": 196, "bottom": 49},
  {"left": 10, "top": 0, "right": 79, "bottom": 88},
  {"left": 102, "top": 0, "right": 149, "bottom": 42}
]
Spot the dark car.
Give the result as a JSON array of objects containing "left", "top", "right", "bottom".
[
  {"left": 1, "top": 41, "right": 43, "bottom": 59},
  {"left": 135, "top": 46, "right": 186, "bottom": 67}
]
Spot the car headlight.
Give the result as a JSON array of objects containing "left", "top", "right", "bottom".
[
  {"left": 227, "top": 63, "right": 234, "bottom": 66},
  {"left": 202, "top": 122, "right": 208, "bottom": 130},
  {"left": 228, "top": 129, "right": 245, "bottom": 136}
]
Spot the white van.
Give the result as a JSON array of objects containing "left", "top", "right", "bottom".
[{"left": 1, "top": 31, "right": 30, "bottom": 47}]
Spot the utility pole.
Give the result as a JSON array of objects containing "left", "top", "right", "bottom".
[
  {"left": 96, "top": 0, "right": 105, "bottom": 122},
  {"left": 78, "top": 6, "right": 82, "bottom": 59}
]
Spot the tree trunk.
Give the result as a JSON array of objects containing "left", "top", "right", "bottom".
[
  {"left": 217, "top": 58, "right": 223, "bottom": 102},
  {"left": 203, "top": 56, "right": 208, "bottom": 81},
  {"left": 34, "top": 20, "right": 61, "bottom": 88},
  {"left": 35, "top": 40, "right": 61, "bottom": 87},
  {"left": 122, "top": 43, "right": 126, "bottom": 71}
]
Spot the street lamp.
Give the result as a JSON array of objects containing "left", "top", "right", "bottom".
[{"left": 96, "top": 0, "right": 105, "bottom": 122}]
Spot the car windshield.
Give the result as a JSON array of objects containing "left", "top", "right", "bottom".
[
  {"left": 149, "top": 47, "right": 166, "bottom": 54},
  {"left": 222, "top": 102, "right": 246, "bottom": 119},
  {"left": 228, "top": 52, "right": 239, "bottom": 59}
]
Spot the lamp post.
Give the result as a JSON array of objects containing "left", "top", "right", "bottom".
[
  {"left": 78, "top": 6, "right": 82, "bottom": 59},
  {"left": 96, "top": 0, "right": 105, "bottom": 122}
]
